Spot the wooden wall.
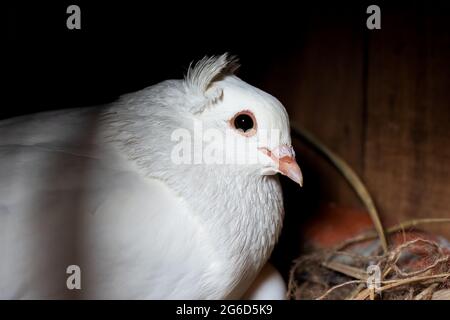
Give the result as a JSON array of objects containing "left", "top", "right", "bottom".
[{"left": 257, "top": 2, "right": 450, "bottom": 238}]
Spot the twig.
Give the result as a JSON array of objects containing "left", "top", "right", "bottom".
[
  {"left": 414, "top": 283, "right": 439, "bottom": 300},
  {"left": 354, "top": 273, "right": 450, "bottom": 300},
  {"left": 316, "top": 280, "right": 365, "bottom": 300},
  {"left": 322, "top": 261, "right": 368, "bottom": 280},
  {"left": 291, "top": 123, "right": 388, "bottom": 252},
  {"left": 335, "top": 218, "right": 450, "bottom": 251},
  {"left": 346, "top": 283, "right": 366, "bottom": 300},
  {"left": 432, "top": 289, "right": 450, "bottom": 300}
]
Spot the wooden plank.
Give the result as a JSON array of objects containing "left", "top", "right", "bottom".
[
  {"left": 260, "top": 6, "right": 366, "bottom": 208},
  {"left": 261, "top": 6, "right": 368, "bottom": 277},
  {"left": 364, "top": 2, "right": 450, "bottom": 237}
]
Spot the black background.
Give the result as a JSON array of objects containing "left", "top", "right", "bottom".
[{"left": 5, "top": 1, "right": 369, "bottom": 117}]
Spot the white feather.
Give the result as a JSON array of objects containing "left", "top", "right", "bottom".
[{"left": 0, "top": 55, "right": 291, "bottom": 299}]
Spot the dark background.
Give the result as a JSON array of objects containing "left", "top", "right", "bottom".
[
  {"left": 5, "top": 1, "right": 372, "bottom": 115},
  {"left": 5, "top": 1, "right": 450, "bottom": 280}
]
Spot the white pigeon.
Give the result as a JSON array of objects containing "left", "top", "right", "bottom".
[{"left": 0, "top": 54, "right": 302, "bottom": 299}]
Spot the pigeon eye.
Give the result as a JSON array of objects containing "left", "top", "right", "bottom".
[{"left": 230, "top": 111, "right": 257, "bottom": 137}]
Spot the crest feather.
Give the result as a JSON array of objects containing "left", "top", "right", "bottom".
[{"left": 184, "top": 53, "right": 239, "bottom": 112}]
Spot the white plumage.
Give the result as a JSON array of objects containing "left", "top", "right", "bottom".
[{"left": 0, "top": 54, "right": 302, "bottom": 299}]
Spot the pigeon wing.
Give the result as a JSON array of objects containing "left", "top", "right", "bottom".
[{"left": 0, "top": 109, "right": 222, "bottom": 299}]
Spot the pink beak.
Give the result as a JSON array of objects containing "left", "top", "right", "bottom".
[{"left": 259, "top": 145, "right": 303, "bottom": 186}]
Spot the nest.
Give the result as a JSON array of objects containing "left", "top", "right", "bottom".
[
  {"left": 290, "top": 125, "right": 450, "bottom": 300},
  {"left": 288, "top": 223, "right": 450, "bottom": 300}
]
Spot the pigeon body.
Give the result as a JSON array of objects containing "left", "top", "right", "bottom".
[{"left": 0, "top": 55, "right": 301, "bottom": 299}]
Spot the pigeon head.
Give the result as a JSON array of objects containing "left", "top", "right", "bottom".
[{"left": 182, "top": 54, "right": 303, "bottom": 186}]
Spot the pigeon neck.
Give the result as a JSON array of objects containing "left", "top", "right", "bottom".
[{"left": 168, "top": 166, "right": 284, "bottom": 287}]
